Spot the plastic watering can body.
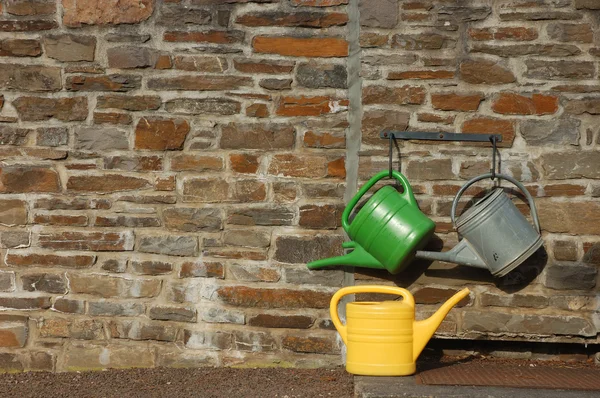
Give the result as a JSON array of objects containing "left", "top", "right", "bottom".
[
  {"left": 330, "top": 285, "right": 470, "bottom": 376},
  {"left": 307, "top": 170, "right": 435, "bottom": 274},
  {"left": 415, "top": 173, "right": 543, "bottom": 277}
]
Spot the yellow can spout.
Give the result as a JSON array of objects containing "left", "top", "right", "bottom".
[{"left": 412, "top": 288, "right": 470, "bottom": 361}]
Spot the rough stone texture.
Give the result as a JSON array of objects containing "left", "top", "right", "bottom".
[
  {"left": 43, "top": 35, "right": 96, "bottom": 62},
  {"left": 0, "top": 0, "right": 596, "bottom": 374},
  {"left": 62, "top": 0, "right": 155, "bottom": 27},
  {"left": 520, "top": 118, "right": 580, "bottom": 145}
]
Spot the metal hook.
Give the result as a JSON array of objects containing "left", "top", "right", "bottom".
[
  {"left": 388, "top": 132, "right": 394, "bottom": 179},
  {"left": 489, "top": 135, "right": 498, "bottom": 180}
]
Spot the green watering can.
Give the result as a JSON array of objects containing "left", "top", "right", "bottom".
[{"left": 307, "top": 170, "right": 435, "bottom": 274}]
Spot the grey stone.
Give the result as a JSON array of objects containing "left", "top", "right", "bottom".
[
  {"left": 274, "top": 234, "right": 344, "bottom": 264},
  {"left": 101, "top": 259, "right": 127, "bottom": 273},
  {"left": 392, "top": 33, "right": 455, "bottom": 50},
  {"left": 36, "top": 127, "right": 68, "bottom": 147},
  {"left": 479, "top": 292, "right": 549, "bottom": 309},
  {"left": 520, "top": 118, "right": 580, "bottom": 146},
  {"left": 138, "top": 235, "right": 199, "bottom": 257},
  {"left": 149, "top": 305, "right": 196, "bottom": 322},
  {"left": 362, "top": 54, "right": 417, "bottom": 66},
  {"left": 471, "top": 44, "right": 581, "bottom": 58},
  {"left": 105, "top": 34, "right": 151, "bottom": 43},
  {"left": 158, "top": 5, "right": 211, "bottom": 25},
  {"left": 0, "top": 126, "right": 30, "bottom": 146},
  {"left": 302, "top": 183, "right": 345, "bottom": 199},
  {"left": 284, "top": 267, "right": 344, "bottom": 286},
  {"left": 0, "top": 64, "right": 61, "bottom": 91},
  {"left": 233, "top": 330, "right": 276, "bottom": 352},
  {"left": 541, "top": 152, "right": 600, "bottom": 179},
  {"left": 184, "top": 330, "right": 232, "bottom": 350},
  {"left": 200, "top": 307, "right": 245, "bottom": 324},
  {"left": 525, "top": 60, "right": 594, "bottom": 80},
  {"left": 107, "top": 46, "right": 159, "bottom": 69},
  {"left": 296, "top": 63, "right": 347, "bottom": 89},
  {"left": 544, "top": 262, "right": 597, "bottom": 290},
  {"left": 575, "top": 0, "right": 600, "bottom": 9},
  {"left": 21, "top": 273, "right": 66, "bottom": 294},
  {"left": 359, "top": 0, "right": 398, "bottom": 28},
  {"left": 0, "top": 272, "right": 14, "bottom": 292},
  {"left": 259, "top": 78, "right": 292, "bottom": 90},
  {"left": 165, "top": 98, "right": 241, "bottom": 115},
  {"left": 163, "top": 208, "right": 222, "bottom": 232},
  {"left": 110, "top": 320, "right": 177, "bottom": 342},
  {"left": 0, "top": 231, "right": 29, "bottom": 248},
  {"left": 463, "top": 310, "right": 596, "bottom": 336},
  {"left": 75, "top": 127, "right": 129, "bottom": 152},
  {"left": 223, "top": 229, "right": 271, "bottom": 248},
  {"left": 43, "top": 35, "right": 96, "bottom": 62},
  {"left": 437, "top": 6, "right": 492, "bottom": 24},
  {"left": 89, "top": 301, "right": 144, "bottom": 316},
  {"left": 549, "top": 295, "right": 598, "bottom": 311},
  {"left": 565, "top": 98, "right": 600, "bottom": 115},
  {"left": 227, "top": 206, "right": 295, "bottom": 226}
]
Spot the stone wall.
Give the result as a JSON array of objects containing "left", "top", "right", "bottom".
[
  {"left": 356, "top": 0, "right": 600, "bottom": 345},
  {"left": 0, "top": 0, "right": 598, "bottom": 373},
  {"left": 0, "top": 0, "right": 350, "bottom": 371}
]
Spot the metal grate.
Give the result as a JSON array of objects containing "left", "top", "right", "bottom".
[{"left": 417, "top": 362, "right": 600, "bottom": 391}]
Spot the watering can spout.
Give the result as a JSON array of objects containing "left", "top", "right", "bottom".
[
  {"left": 412, "top": 287, "right": 470, "bottom": 361},
  {"left": 415, "top": 239, "right": 487, "bottom": 269},
  {"left": 307, "top": 241, "right": 385, "bottom": 271}
]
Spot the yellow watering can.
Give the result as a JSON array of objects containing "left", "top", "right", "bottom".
[{"left": 330, "top": 285, "right": 470, "bottom": 376}]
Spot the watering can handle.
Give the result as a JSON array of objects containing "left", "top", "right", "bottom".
[
  {"left": 330, "top": 285, "right": 415, "bottom": 345},
  {"left": 342, "top": 170, "right": 416, "bottom": 232},
  {"left": 451, "top": 173, "right": 541, "bottom": 233}
]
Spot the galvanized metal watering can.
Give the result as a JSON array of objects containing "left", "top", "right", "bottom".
[
  {"left": 307, "top": 170, "right": 542, "bottom": 277},
  {"left": 415, "top": 172, "right": 543, "bottom": 277},
  {"left": 307, "top": 170, "right": 436, "bottom": 274},
  {"left": 330, "top": 285, "right": 470, "bottom": 376}
]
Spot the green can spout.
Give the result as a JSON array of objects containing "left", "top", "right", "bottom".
[{"left": 307, "top": 241, "right": 385, "bottom": 270}]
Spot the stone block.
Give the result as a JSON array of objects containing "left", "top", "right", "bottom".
[
  {"left": 134, "top": 117, "right": 190, "bottom": 151},
  {"left": 228, "top": 264, "right": 280, "bottom": 282},
  {"left": 149, "top": 305, "right": 196, "bottom": 322},
  {"left": 540, "top": 152, "right": 599, "bottom": 179},
  {"left": 138, "top": 235, "right": 198, "bottom": 257},
  {"left": 62, "top": 0, "right": 155, "bottom": 27},
  {"left": 296, "top": 62, "right": 347, "bottom": 89},
  {"left": 180, "top": 261, "right": 224, "bottom": 278},
  {"left": 520, "top": 118, "right": 580, "bottom": 146},
  {"left": 0, "top": 64, "right": 61, "bottom": 91},
  {"left": 21, "top": 273, "right": 67, "bottom": 294},
  {"left": 63, "top": 343, "right": 155, "bottom": 371},
  {"left": 68, "top": 273, "right": 161, "bottom": 298},
  {"left": 0, "top": 166, "right": 60, "bottom": 193},
  {"left": 166, "top": 98, "right": 240, "bottom": 115},
  {"left": 248, "top": 314, "right": 314, "bottom": 329},
  {"left": 216, "top": 286, "right": 331, "bottom": 309},
  {"left": 227, "top": 206, "right": 295, "bottom": 226},
  {"left": 200, "top": 307, "right": 244, "bottom": 324},
  {"left": 253, "top": 36, "right": 348, "bottom": 57},
  {"left": 13, "top": 96, "right": 88, "bottom": 122},
  {"left": 359, "top": 0, "right": 398, "bottom": 28},
  {"left": 544, "top": 262, "right": 597, "bottom": 290},
  {"left": 109, "top": 320, "right": 178, "bottom": 342},
  {"left": 43, "top": 34, "right": 96, "bottom": 61}
]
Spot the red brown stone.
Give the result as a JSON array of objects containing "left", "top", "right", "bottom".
[
  {"left": 492, "top": 92, "right": 558, "bottom": 115},
  {"left": 253, "top": 36, "right": 348, "bottom": 57},
  {"left": 0, "top": 166, "right": 60, "bottom": 193},
  {"left": 431, "top": 92, "right": 484, "bottom": 112},
  {"left": 217, "top": 286, "right": 330, "bottom": 309},
  {"left": 134, "top": 117, "right": 190, "bottom": 151},
  {"left": 62, "top": 0, "right": 155, "bottom": 27}
]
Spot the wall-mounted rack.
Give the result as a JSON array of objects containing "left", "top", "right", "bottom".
[
  {"left": 380, "top": 130, "right": 503, "bottom": 179},
  {"left": 380, "top": 130, "right": 503, "bottom": 143}
]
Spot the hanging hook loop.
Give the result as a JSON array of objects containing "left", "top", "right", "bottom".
[
  {"left": 489, "top": 135, "right": 498, "bottom": 180},
  {"left": 388, "top": 132, "right": 395, "bottom": 179}
]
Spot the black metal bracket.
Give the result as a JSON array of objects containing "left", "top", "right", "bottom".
[{"left": 380, "top": 130, "right": 503, "bottom": 143}]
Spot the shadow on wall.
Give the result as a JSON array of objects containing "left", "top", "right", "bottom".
[{"left": 356, "top": 234, "right": 548, "bottom": 295}]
